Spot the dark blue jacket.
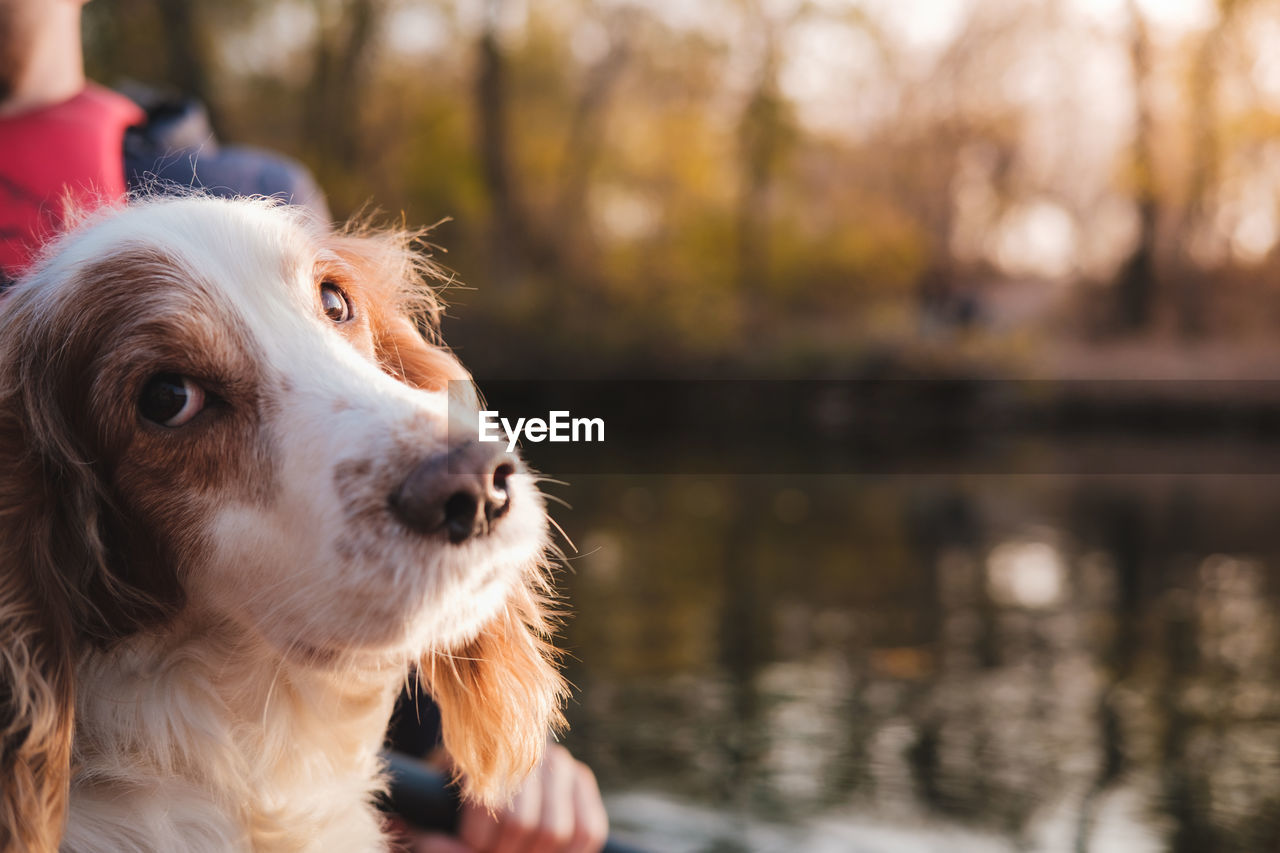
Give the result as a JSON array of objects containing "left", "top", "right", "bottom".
[{"left": 122, "top": 86, "right": 330, "bottom": 221}]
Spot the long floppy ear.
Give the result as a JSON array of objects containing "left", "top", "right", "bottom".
[
  {"left": 0, "top": 253, "right": 186, "bottom": 851},
  {"left": 0, "top": 411, "right": 75, "bottom": 852},
  {"left": 422, "top": 581, "right": 568, "bottom": 807}
]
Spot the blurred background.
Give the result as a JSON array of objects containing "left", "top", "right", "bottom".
[{"left": 84, "top": 1, "right": 1280, "bottom": 850}]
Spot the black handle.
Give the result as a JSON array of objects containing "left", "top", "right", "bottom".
[
  {"left": 380, "top": 751, "right": 648, "bottom": 853},
  {"left": 381, "top": 751, "right": 461, "bottom": 834}
]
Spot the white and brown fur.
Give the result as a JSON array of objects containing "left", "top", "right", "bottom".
[{"left": 0, "top": 196, "right": 567, "bottom": 851}]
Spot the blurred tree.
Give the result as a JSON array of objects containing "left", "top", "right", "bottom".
[
  {"left": 84, "top": 0, "right": 172, "bottom": 91},
  {"left": 155, "top": 0, "right": 220, "bottom": 127},
  {"left": 735, "top": 4, "right": 787, "bottom": 309},
  {"left": 1177, "top": 4, "right": 1226, "bottom": 338},
  {"left": 472, "top": 1, "right": 639, "bottom": 297},
  {"left": 84, "top": 0, "right": 267, "bottom": 134},
  {"left": 303, "top": 0, "right": 389, "bottom": 206},
  {"left": 554, "top": 8, "right": 634, "bottom": 242},
  {"left": 1176, "top": 0, "right": 1273, "bottom": 338},
  {"left": 1113, "top": 0, "right": 1159, "bottom": 332},
  {"left": 474, "top": 0, "right": 528, "bottom": 291}
]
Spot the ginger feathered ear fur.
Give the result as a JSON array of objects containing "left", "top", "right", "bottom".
[
  {"left": 0, "top": 309, "right": 94, "bottom": 852},
  {"left": 0, "top": 560, "right": 74, "bottom": 853},
  {"left": 328, "top": 226, "right": 569, "bottom": 807},
  {"left": 424, "top": 581, "right": 568, "bottom": 807}
]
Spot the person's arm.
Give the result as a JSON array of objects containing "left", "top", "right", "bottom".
[{"left": 0, "top": 0, "right": 85, "bottom": 118}]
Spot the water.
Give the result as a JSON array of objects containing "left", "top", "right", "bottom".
[{"left": 549, "top": 472, "right": 1280, "bottom": 852}]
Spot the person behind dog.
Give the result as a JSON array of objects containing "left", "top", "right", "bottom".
[
  {"left": 0, "top": 1, "right": 608, "bottom": 850},
  {"left": 0, "top": 0, "right": 327, "bottom": 285}
]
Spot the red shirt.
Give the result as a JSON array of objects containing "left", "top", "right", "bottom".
[{"left": 0, "top": 84, "right": 143, "bottom": 277}]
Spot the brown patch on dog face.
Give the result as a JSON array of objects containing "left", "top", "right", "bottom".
[
  {"left": 12, "top": 247, "right": 278, "bottom": 642},
  {"left": 332, "top": 455, "right": 407, "bottom": 565},
  {"left": 320, "top": 232, "right": 472, "bottom": 395}
]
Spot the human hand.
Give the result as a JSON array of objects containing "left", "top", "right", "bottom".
[{"left": 406, "top": 743, "right": 608, "bottom": 853}]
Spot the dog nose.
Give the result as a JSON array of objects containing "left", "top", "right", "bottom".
[{"left": 390, "top": 442, "right": 515, "bottom": 543}]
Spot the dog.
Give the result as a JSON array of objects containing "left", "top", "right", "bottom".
[{"left": 0, "top": 195, "right": 566, "bottom": 851}]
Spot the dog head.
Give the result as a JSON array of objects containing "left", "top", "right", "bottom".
[{"left": 0, "top": 196, "right": 565, "bottom": 847}]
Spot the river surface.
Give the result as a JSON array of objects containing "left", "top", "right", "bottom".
[{"left": 548, "top": 470, "right": 1280, "bottom": 852}]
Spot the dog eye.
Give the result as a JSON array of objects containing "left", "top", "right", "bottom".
[
  {"left": 139, "top": 373, "right": 206, "bottom": 427},
  {"left": 320, "top": 282, "right": 353, "bottom": 323}
]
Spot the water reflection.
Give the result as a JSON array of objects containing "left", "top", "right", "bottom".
[{"left": 553, "top": 475, "right": 1280, "bottom": 851}]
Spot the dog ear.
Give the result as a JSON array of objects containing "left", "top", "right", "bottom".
[
  {"left": 422, "top": 578, "right": 568, "bottom": 807},
  {"left": 0, "top": 255, "right": 185, "bottom": 851},
  {"left": 0, "top": 296, "right": 113, "bottom": 850},
  {"left": 0, "top": 413, "right": 76, "bottom": 852}
]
